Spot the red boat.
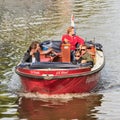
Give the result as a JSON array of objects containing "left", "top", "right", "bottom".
[{"left": 15, "top": 40, "right": 105, "bottom": 95}]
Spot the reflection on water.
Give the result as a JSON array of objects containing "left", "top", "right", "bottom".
[
  {"left": 0, "top": 0, "right": 120, "bottom": 119},
  {"left": 17, "top": 94, "right": 103, "bottom": 120}
]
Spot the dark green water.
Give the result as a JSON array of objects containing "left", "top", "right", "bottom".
[{"left": 0, "top": 0, "right": 120, "bottom": 119}]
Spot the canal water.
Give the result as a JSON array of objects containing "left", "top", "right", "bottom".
[{"left": 0, "top": 0, "right": 120, "bottom": 120}]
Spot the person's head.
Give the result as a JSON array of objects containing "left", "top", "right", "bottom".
[
  {"left": 29, "top": 41, "right": 40, "bottom": 52},
  {"left": 80, "top": 44, "right": 87, "bottom": 54},
  {"left": 67, "top": 26, "right": 75, "bottom": 35},
  {"left": 75, "top": 50, "right": 80, "bottom": 60}
]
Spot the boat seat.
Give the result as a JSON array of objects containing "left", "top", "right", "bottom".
[{"left": 40, "top": 54, "right": 52, "bottom": 62}]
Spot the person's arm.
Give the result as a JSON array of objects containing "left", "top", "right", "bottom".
[
  {"left": 22, "top": 52, "right": 31, "bottom": 62},
  {"left": 77, "top": 36, "right": 85, "bottom": 44},
  {"left": 22, "top": 49, "right": 36, "bottom": 62},
  {"left": 40, "top": 48, "right": 53, "bottom": 55},
  {"left": 62, "top": 35, "right": 70, "bottom": 44},
  {"left": 63, "top": 38, "right": 69, "bottom": 44},
  {"left": 87, "top": 53, "right": 94, "bottom": 63},
  {"left": 81, "top": 53, "right": 94, "bottom": 64}
]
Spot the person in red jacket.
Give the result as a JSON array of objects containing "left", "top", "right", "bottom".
[
  {"left": 62, "top": 26, "right": 85, "bottom": 61},
  {"left": 62, "top": 26, "right": 85, "bottom": 51}
]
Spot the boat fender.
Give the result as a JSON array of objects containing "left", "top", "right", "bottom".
[
  {"left": 40, "top": 40, "right": 52, "bottom": 51},
  {"left": 95, "top": 43, "right": 103, "bottom": 51}
]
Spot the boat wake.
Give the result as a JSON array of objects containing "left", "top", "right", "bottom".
[
  {"left": 17, "top": 91, "right": 91, "bottom": 103},
  {"left": 7, "top": 67, "right": 22, "bottom": 93}
]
